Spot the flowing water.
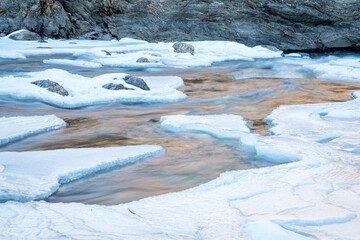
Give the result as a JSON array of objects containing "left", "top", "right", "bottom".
[{"left": 1, "top": 56, "right": 360, "bottom": 205}]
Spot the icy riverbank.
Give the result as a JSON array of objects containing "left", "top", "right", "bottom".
[{"left": 1, "top": 92, "right": 359, "bottom": 239}]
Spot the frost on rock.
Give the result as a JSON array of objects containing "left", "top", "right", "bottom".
[
  {"left": 0, "top": 115, "right": 66, "bottom": 146},
  {"left": 0, "top": 69, "right": 186, "bottom": 108},
  {"left": 0, "top": 145, "right": 164, "bottom": 202}
]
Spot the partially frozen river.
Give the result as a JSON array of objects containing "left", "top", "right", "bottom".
[{"left": 1, "top": 54, "right": 359, "bottom": 205}]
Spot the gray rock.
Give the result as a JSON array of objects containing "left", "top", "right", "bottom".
[
  {"left": 172, "top": 42, "right": 195, "bottom": 55},
  {"left": 124, "top": 75, "right": 150, "bottom": 91},
  {"left": 101, "top": 50, "right": 111, "bottom": 56},
  {"left": 102, "top": 83, "right": 133, "bottom": 90},
  {"left": 0, "top": 0, "right": 360, "bottom": 51},
  {"left": 136, "top": 57, "right": 150, "bottom": 63},
  {"left": 31, "top": 80, "right": 69, "bottom": 96},
  {"left": 8, "top": 29, "right": 41, "bottom": 41},
  {"left": 0, "top": 33, "right": 6, "bottom": 37}
]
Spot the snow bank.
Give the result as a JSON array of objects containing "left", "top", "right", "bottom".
[
  {"left": 0, "top": 115, "right": 66, "bottom": 146},
  {"left": 0, "top": 69, "right": 186, "bottom": 108},
  {"left": 0, "top": 145, "right": 164, "bottom": 202},
  {"left": 0, "top": 37, "right": 282, "bottom": 68}
]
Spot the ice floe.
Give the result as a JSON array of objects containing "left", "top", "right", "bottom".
[
  {"left": 160, "top": 114, "right": 250, "bottom": 139},
  {"left": 0, "top": 37, "right": 282, "bottom": 68},
  {"left": 0, "top": 69, "right": 186, "bottom": 108},
  {"left": 0, "top": 145, "right": 164, "bottom": 202},
  {"left": 0, "top": 115, "right": 66, "bottom": 146}
]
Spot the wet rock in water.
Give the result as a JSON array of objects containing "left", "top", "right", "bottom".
[
  {"left": 172, "top": 42, "right": 195, "bottom": 55},
  {"left": 31, "top": 80, "right": 69, "bottom": 96},
  {"left": 0, "top": 33, "right": 6, "bottom": 37},
  {"left": 38, "top": 39, "right": 47, "bottom": 43},
  {"left": 102, "top": 83, "right": 133, "bottom": 90},
  {"left": 124, "top": 76, "right": 150, "bottom": 91},
  {"left": 8, "top": 30, "right": 41, "bottom": 41},
  {"left": 101, "top": 50, "right": 111, "bottom": 56},
  {"left": 136, "top": 57, "right": 149, "bottom": 63}
]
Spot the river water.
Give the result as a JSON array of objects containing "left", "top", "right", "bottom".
[{"left": 1, "top": 56, "right": 359, "bottom": 205}]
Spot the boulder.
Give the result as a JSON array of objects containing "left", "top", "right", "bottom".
[
  {"left": 102, "top": 83, "right": 133, "bottom": 90},
  {"left": 31, "top": 80, "right": 69, "bottom": 96},
  {"left": 172, "top": 42, "right": 195, "bottom": 55},
  {"left": 8, "top": 30, "right": 41, "bottom": 41},
  {"left": 136, "top": 57, "right": 149, "bottom": 63},
  {"left": 124, "top": 76, "right": 150, "bottom": 91}
]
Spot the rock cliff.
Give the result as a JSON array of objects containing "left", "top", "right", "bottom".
[{"left": 1, "top": 0, "right": 359, "bottom": 51}]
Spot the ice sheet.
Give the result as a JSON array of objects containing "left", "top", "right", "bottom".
[
  {"left": 1, "top": 92, "right": 360, "bottom": 238},
  {"left": 0, "top": 69, "right": 186, "bottom": 108},
  {"left": 0, "top": 115, "right": 66, "bottom": 146},
  {"left": 0, "top": 37, "right": 282, "bottom": 68},
  {"left": 0, "top": 145, "right": 164, "bottom": 202}
]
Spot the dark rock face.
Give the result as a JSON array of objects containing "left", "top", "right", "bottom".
[
  {"left": 1, "top": 0, "right": 360, "bottom": 51},
  {"left": 8, "top": 30, "right": 42, "bottom": 41},
  {"left": 136, "top": 57, "right": 149, "bottom": 63},
  {"left": 124, "top": 76, "right": 150, "bottom": 91},
  {"left": 173, "top": 42, "right": 195, "bottom": 55},
  {"left": 31, "top": 80, "right": 69, "bottom": 96},
  {"left": 102, "top": 83, "right": 133, "bottom": 90}
]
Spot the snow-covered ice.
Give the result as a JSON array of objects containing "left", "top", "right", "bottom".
[
  {"left": 0, "top": 69, "right": 186, "bottom": 108},
  {"left": 1, "top": 91, "right": 359, "bottom": 239},
  {"left": 0, "top": 145, "right": 164, "bottom": 202},
  {"left": 160, "top": 114, "right": 250, "bottom": 139},
  {"left": 43, "top": 59, "right": 102, "bottom": 68},
  {"left": 0, "top": 115, "right": 66, "bottom": 146},
  {"left": 0, "top": 37, "right": 282, "bottom": 68}
]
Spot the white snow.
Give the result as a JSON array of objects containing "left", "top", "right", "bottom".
[
  {"left": 0, "top": 69, "right": 186, "bottom": 108},
  {"left": 43, "top": 59, "right": 102, "bottom": 68},
  {"left": 0, "top": 37, "right": 282, "bottom": 68},
  {"left": 160, "top": 114, "right": 250, "bottom": 139},
  {"left": 0, "top": 115, "right": 66, "bottom": 146},
  {"left": 0, "top": 93, "right": 359, "bottom": 239},
  {"left": 0, "top": 145, "right": 164, "bottom": 202}
]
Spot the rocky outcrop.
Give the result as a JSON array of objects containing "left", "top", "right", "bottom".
[
  {"left": 31, "top": 80, "right": 69, "bottom": 96},
  {"left": 1, "top": 0, "right": 360, "bottom": 51}
]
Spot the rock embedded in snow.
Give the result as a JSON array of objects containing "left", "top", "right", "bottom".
[
  {"left": 136, "top": 57, "right": 150, "bottom": 63},
  {"left": 101, "top": 50, "right": 111, "bottom": 56},
  {"left": 0, "top": 115, "right": 66, "bottom": 147},
  {"left": 0, "top": 69, "right": 186, "bottom": 108},
  {"left": 102, "top": 83, "right": 133, "bottom": 90},
  {"left": 8, "top": 29, "right": 41, "bottom": 41},
  {"left": 173, "top": 42, "right": 195, "bottom": 55},
  {"left": 31, "top": 80, "right": 69, "bottom": 96},
  {"left": 124, "top": 75, "right": 150, "bottom": 91}
]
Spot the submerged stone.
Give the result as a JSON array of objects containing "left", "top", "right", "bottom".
[
  {"left": 31, "top": 80, "right": 69, "bottom": 96},
  {"left": 124, "top": 75, "right": 150, "bottom": 91}
]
